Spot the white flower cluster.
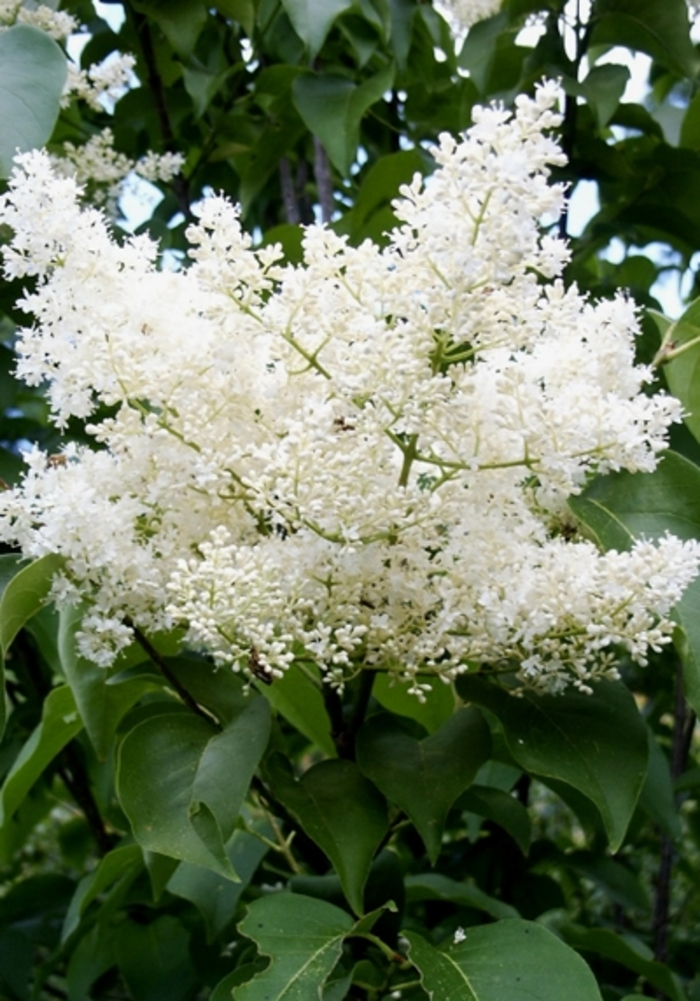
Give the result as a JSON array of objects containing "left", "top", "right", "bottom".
[
  {"left": 52, "top": 129, "right": 184, "bottom": 213},
  {"left": 5, "top": 2, "right": 183, "bottom": 216},
  {"left": 0, "top": 82, "right": 697, "bottom": 695},
  {"left": 62, "top": 53, "right": 136, "bottom": 112},
  {"left": 436, "top": 0, "right": 503, "bottom": 31},
  {"left": 0, "top": 0, "right": 77, "bottom": 40}
]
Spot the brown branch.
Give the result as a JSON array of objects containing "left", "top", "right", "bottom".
[
  {"left": 313, "top": 136, "right": 334, "bottom": 224},
  {"left": 279, "top": 157, "right": 301, "bottom": 224},
  {"left": 130, "top": 624, "right": 219, "bottom": 726},
  {"left": 59, "top": 745, "right": 115, "bottom": 857}
]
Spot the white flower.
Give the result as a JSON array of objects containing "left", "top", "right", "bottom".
[
  {"left": 0, "top": 83, "right": 697, "bottom": 696},
  {"left": 436, "top": 0, "right": 503, "bottom": 31},
  {"left": 453, "top": 927, "right": 467, "bottom": 943}
]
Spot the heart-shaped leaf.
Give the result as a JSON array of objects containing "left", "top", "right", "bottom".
[
  {"left": 406, "top": 920, "right": 603, "bottom": 1000},
  {"left": 236, "top": 893, "right": 354, "bottom": 1001},
  {"left": 356, "top": 708, "right": 491, "bottom": 862},
  {"left": 117, "top": 696, "right": 270, "bottom": 879},
  {"left": 267, "top": 756, "right": 387, "bottom": 915},
  {"left": 457, "top": 677, "right": 648, "bottom": 851}
]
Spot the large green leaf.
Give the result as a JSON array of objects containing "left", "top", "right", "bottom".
[
  {"left": 130, "top": 0, "right": 207, "bottom": 56},
  {"left": 59, "top": 606, "right": 153, "bottom": 760},
  {"left": 0, "top": 685, "right": 82, "bottom": 825},
  {"left": 116, "top": 916, "right": 197, "bottom": 1001},
  {"left": 0, "top": 553, "right": 26, "bottom": 741},
  {"left": 62, "top": 844, "right": 143, "bottom": 941},
  {"left": 236, "top": 893, "right": 354, "bottom": 1001},
  {"left": 590, "top": 0, "right": 699, "bottom": 79},
  {"left": 117, "top": 696, "right": 270, "bottom": 879},
  {"left": 404, "top": 873, "right": 519, "bottom": 921},
  {"left": 406, "top": 921, "right": 603, "bottom": 1000},
  {"left": 650, "top": 298, "right": 700, "bottom": 444},
  {"left": 562, "top": 925, "right": 685, "bottom": 1001},
  {"left": 372, "top": 670, "right": 454, "bottom": 733},
  {"left": 257, "top": 662, "right": 336, "bottom": 757},
  {"left": 457, "top": 678, "right": 648, "bottom": 851},
  {"left": 214, "top": 0, "right": 255, "bottom": 35},
  {"left": 457, "top": 784, "right": 532, "bottom": 855},
  {"left": 168, "top": 825, "right": 270, "bottom": 942},
  {"left": 280, "top": 0, "right": 353, "bottom": 59},
  {"left": 0, "top": 25, "right": 67, "bottom": 177},
  {"left": 0, "top": 553, "right": 63, "bottom": 657},
  {"left": 356, "top": 709, "right": 490, "bottom": 862},
  {"left": 267, "top": 756, "right": 388, "bottom": 915},
  {"left": 569, "top": 451, "right": 700, "bottom": 714},
  {"left": 292, "top": 64, "right": 395, "bottom": 174}
]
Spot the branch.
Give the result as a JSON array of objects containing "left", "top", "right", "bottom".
[
  {"left": 279, "top": 157, "right": 301, "bottom": 224},
  {"left": 130, "top": 623, "right": 219, "bottom": 726},
  {"left": 59, "top": 744, "right": 115, "bottom": 857},
  {"left": 313, "top": 136, "right": 334, "bottom": 224},
  {"left": 652, "top": 665, "right": 696, "bottom": 977},
  {"left": 126, "top": 3, "right": 192, "bottom": 219}
]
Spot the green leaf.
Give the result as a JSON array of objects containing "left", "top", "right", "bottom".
[
  {"left": 372, "top": 670, "right": 454, "bottom": 733},
  {"left": 0, "top": 25, "right": 67, "bottom": 178},
  {"left": 117, "top": 696, "right": 270, "bottom": 878},
  {"left": 280, "top": 0, "right": 353, "bottom": 59},
  {"left": 457, "top": 785, "right": 531, "bottom": 855},
  {"left": 457, "top": 678, "right": 648, "bottom": 851},
  {"left": 292, "top": 64, "right": 395, "bottom": 175},
  {"left": 0, "top": 554, "right": 24, "bottom": 598},
  {"left": 215, "top": 0, "right": 256, "bottom": 35},
  {"left": 638, "top": 728, "right": 681, "bottom": 839},
  {"left": 168, "top": 824, "right": 269, "bottom": 941},
  {"left": 652, "top": 298, "right": 700, "bottom": 443},
  {"left": 562, "top": 925, "right": 685, "bottom": 1001},
  {"left": 116, "top": 916, "right": 197, "bottom": 1001},
  {"left": 406, "top": 920, "right": 603, "bottom": 1001},
  {"left": 236, "top": 893, "right": 354, "bottom": 1001},
  {"left": 0, "top": 685, "right": 82, "bottom": 825},
  {"left": 267, "top": 756, "right": 388, "bottom": 914},
  {"left": 559, "top": 852, "right": 649, "bottom": 913},
  {"left": 62, "top": 844, "right": 143, "bottom": 942},
  {"left": 569, "top": 451, "right": 700, "bottom": 714},
  {"left": 59, "top": 606, "right": 153, "bottom": 760},
  {"left": 356, "top": 708, "right": 490, "bottom": 862},
  {"left": 258, "top": 662, "right": 336, "bottom": 757},
  {"left": 404, "top": 873, "right": 519, "bottom": 921},
  {"left": 130, "top": 0, "right": 207, "bottom": 56},
  {"left": 67, "top": 924, "right": 117, "bottom": 1001},
  {"left": 0, "top": 553, "right": 25, "bottom": 742},
  {"left": 590, "top": 0, "right": 699, "bottom": 79},
  {"left": 581, "top": 64, "right": 630, "bottom": 128},
  {"left": 680, "top": 90, "right": 700, "bottom": 151},
  {"left": 0, "top": 553, "right": 63, "bottom": 657},
  {"left": 457, "top": 9, "right": 509, "bottom": 92}
]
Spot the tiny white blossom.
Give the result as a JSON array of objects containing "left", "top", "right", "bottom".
[
  {"left": 453, "top": 927, "right": 467, "bottom": 943},
  {"left": 0, "top": 83, "right": 697, "bottom": 695}
]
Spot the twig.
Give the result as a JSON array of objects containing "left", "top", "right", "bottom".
[
  {"left": 129, "top": 623, "right": 218, "bottom": 726},
  {"left": 59, "top": 744, "right": 115, "bottom": 857}
]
